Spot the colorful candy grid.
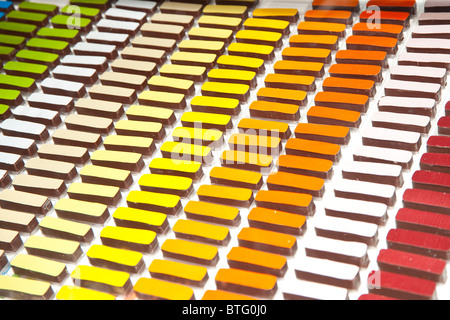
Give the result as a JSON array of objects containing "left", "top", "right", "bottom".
[{"left": 0, "top": 0, "right": 448, "bottom": 301}]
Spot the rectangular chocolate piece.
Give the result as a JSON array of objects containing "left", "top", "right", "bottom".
[
  {"left": 52, "top": 129, "right": 102, "bottom": 150},
  {"left": 113, "top": 207, "right": 168, "bottom": 234},
  {"left": 353, "top": 145, "right": 413, "bottom": 169},
  {"left": 209, "top": 68, "right": 257, "bottom": 89},
  {"left": 283, "top": 280, "right": 348, "bottom": 300},
  {"left": 25, "top": 158, "right": 77, "bottom": 181},
  {"left": 80, "top": 165, "right": 133, "bottom": 189},
  {"left": 329, "top": 63, "right": 382, "bottom": 82},
  {"left": 362, "top": 127, "right": 421, "bottom": 152},
  {"left": 307, "top": 106, "right": 361, "bottom": 128},
  {"left": 220, "top": 150, "right": 273, "bottom": 174},
  {"left": 366, "top": 0, "right": 416, "bottom": 14},
  {"left": 295, "top": 123, "right": 350, "bottom": 145},
  {"left": 412, "top": 24, "right": 450, "bottom": 39},
  {"left": 336, "top": 49, "right": 388, "bottom": 68},
  {"left": 105, "top": 7, "right": 147, "bottom": 24},
  {"left": 313, "top": 0, "right": 359, "bottom": 12},
  {"left": 100, "top": 226, "right": 157, "bottom": 254},
  {"left": 290, "top": 34, "right": 339, "bottom": 50},
  {"left": 87, "top": 244, "right": 144, "bottom": 274},
  {"left": 420, "top": 153, "right": 450, "bottom": 174},
  {"left": 53, "top": 65, "right": 98, "bottom": 85},
  {"left": 197, "top": 184, "right": 254, "bottom": 208},
  {"left": 372, "top": 112, "right": 430, "bottom": 134},
  {"left": 378, "top": 96, "right": 436, "bottom": 117},
  {"left": 38, "top": 144, "right": 89, "bottom": 165},
  {"left": 73, "top": 42, "right": 117, "bottom": 60},
  {"left": 306, "top": 236, "right": 369, "bottom": 267},
  {"left": 61, "top": 54, "right": 108, "bottom": 72},
  {"left": 377, "top": 249, "right": 447, "bottom": 283},
  {"left": 255, "top": 190, "right": 315, "bottom": 216},
  {"left": 75, "top": 98, "right": 123, "bottom": 120},
  {"left": 11, "top": 106, "right": 60, "bottom": 127},
  {"left": 238, "top": 227, "right": 297, "bottom": 256},
  {"left": 91, "top": 150, "right": 144, "bottom": 172},
  {"left": 398, "top": 52, "right": 450, "bottom": 70},
  {"left": 203, "top": 4, "right": 248, "bottom": 19},
  {"left": 325, "top": 197, "right": 388, "bottom": 225},
  {"left": 184, "top": 200, "right": 240, "bottom": 227},
  {"left": 406, "top": 38, "right": 450, "bottom": 54},
  {"left": 384, "top": 79, "right": 441, "bottom": 100},
  {"left": 360, "top": 10, "right": 410, "bottom": 27},
  {"left": 346, "top": 35, "right": 398, "bottom": 54},
  {"left": 285, "top": 138, "right": 341, "bottom": 162},
  {"left": 159, "top": 1, "right": 202, "bottom": 16},
  {"left": 67, "top": 183, "right": 121, "bottom": 207},
  {"left": 252, "top": 7, "right": 298, "bottom": 21},
  {"left": 54, "top": 198, "right": 109, "bottom": 225},
  {"left": 161, "top": 239, "right": 219, "bottom": 266},
  {"left": 266, "top": 171, "right": 325, "bottom": 198},
  {"left": 305, "top": 9, "right": 353, "bottom": 25},
  {"left": 0, "top": 152, "right": 23, "bottom": 172},
  {"left": 149, "top": 158, "right": 203, "bottom": 181},
  {"left": 322, "top": 77, "right": 375, "bottom": 97},
  {"left": 387, "top": 228, "right": 450, "bottom": 260},
  {"left": 0, "top": 189, "right": 52, "bottom": 215},
  {"left": 367, "top": 270, "right": 436, "bottom": 300},
  {"left": 248, "top": 206, "right": 306, "bottom": 236},
  {"left": 140, "top": 22, "right": 184, "bottom": 40},
  {"left": 333, "top": 178, "right": 396, "bottom": 206},
  {"left": 39, "top": 216, "right": 93, "bottom": 243},
  {"left": 396, "top": 207, "right": 450, "bottom": 238},
  {"left": 127, "top": 191, "right": 181, "bottom": 216},
  {"left": 97, "top": 18, "right": 139, "bottom": 36},
  {"left": 0, "top": 135, "right": 37, "bottom": 157},
  {"left": 277, "top": 154, "right": 333, "bottom": 179},
  {"left": 249, "top": 100, "right": 300, "bottom": 121},
  {"left": 172, "top": 127, "right": 224, "bottom": 149},
  {"left": 89, "top": 84, "right": 136, "bottom": 104},
  {"left": 173, "top": 219, "right": 230, "bottom": 246},
  {"left": 236, "top": 29, "right": 281, "bottom": 48},
  {"left": 353, "top": 22, "right": 404, "bottom": 40},
  {"left": 12, "top": 174, "right": 66, "bottom": 198},
  {"left": 0, "top": 228, "right": 22, "bottom": 252},
  {"left": 111, "top": 59, "right": 157, "bottom": 80},
  {"left": 0, "top": 169, "right": 16, "bottom": 194},
  {"left": 41, "top": 78, "right": 86, "bottom": 98},
  {"left": 215, "top": 268, "right": 277, "bottom": 298},
  {"left": 427, "top": 136, "right": 450, "bottom": 154},
  {"left": 403, "top": 188, "right": 450, "bottom": 215},
  {"left": 295, "top": 256, "right": 360, "bottom": 289},
  {"left": 0, "top": 119, "right": 49, "bottom": 142},
  {"left": 341, "top": 160, "right": 403, "bottom": 187},
  {"left": 139, "top": 173, "right": 192, "bottom": 198},
  {"left": 0, "top": 275, "right": 53, "bottom": 300},
  {"left": 227, "top": 246, "right": 287, "bottom": 277},
  {"left": 244, "top": 17, "right": 289, "bottom": 35},
  {"left": 86, "top": 31, "right": 129, "bottom": 48},
  {"left": 315, "top": 91, "right": 369, "bottom": 113},
  {"left": 65, "top": 114, "right": 113, "bottom": 135},
  {"left": 71, "top": 265, "right": 132, "bottom": 296},
  {"left": 133, "top": 277, "right": 194, "bottom": 300},
  {"left": 419, "top": 12, "right": 450, "bottom": 25},
  {"left": 439, "top": 117, "right": 450, "bottom": 135},
  {"left": 121, "top": 47, "right": 166, "bottom": 65},
  {"left": 116, "top": 0, "right": 157, "bottom": 13},
  {"left": 160, "top": 64, "right": 206, "bottom": 83},
  {"left": 315, "top": 215, "right": 379, "bottom": 246}
]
